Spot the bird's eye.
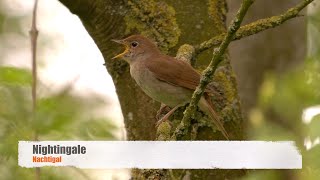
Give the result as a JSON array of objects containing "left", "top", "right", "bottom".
[{"left": 131, "top": 41, "right": 139, "bottom": 47}]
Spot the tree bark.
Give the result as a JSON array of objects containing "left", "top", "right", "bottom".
[{"left": 58, "top": 0, "right": 159, "bottom": 140}]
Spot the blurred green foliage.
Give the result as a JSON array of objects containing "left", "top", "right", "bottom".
[
  {"left": 0, "top": 67, "right": 32, "bottom": 85},
  {"left": 0, "top": 1, "right": 118, "bottom": 179},
  {"left": 0, "top": 66, "right": 117, "bottom": 179},
  {"left": 243, "top": 4, "right": 320, "bottom": 180}
]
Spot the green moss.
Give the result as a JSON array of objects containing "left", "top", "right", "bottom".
[
  {"left": 136, "top": 169, "right": 168, "bottom": 180},
  {"left": 208, "top": 0, "right": 227, "bottom": 34},
  {"left": 156, "top": 121, "right": 172, "bottom": 140},
  {"left": 125, "top": 0, "right": 181, "bottom": 52},
  {"left": 214, "top": 69, "right": 236, "bottom": 104},
  {"left": 176, "top": 44, "right": 195, "bottom": 65}
]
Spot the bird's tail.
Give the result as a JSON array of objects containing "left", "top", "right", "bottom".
[{"left": 199, "top": 95, "right": 229, "bottom": 140}]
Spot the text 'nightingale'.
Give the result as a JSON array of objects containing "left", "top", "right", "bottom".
[{"left": 112, "top": 35, "right": 229, "bottom": 139}]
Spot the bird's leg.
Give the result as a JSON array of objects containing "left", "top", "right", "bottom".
[
  {"left": 156, "top": 103, "right": 171, "bottom": 120},
  {"left": 156, "top": 105, "right": 180, "bottom": 127}
]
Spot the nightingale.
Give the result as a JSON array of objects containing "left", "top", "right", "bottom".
[{"left": 112, "top": 35, "right": 229, "bottom": 139}]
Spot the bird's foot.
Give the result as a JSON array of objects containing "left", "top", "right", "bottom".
[
  {"left": 155, "top": 105, "right": 180, "bottom": 128},
  {"left": 155, "top": 117, "right": 170, "bottom": 128},
  {"left": 156, "top": 104, "right": 171, "bottom": 120}
]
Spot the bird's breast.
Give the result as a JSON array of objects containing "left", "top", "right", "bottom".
[{"left": 129, "top": 61, "right": 192, "bottom": 107}]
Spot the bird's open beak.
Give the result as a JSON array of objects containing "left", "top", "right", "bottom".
[{"left": 112, "top": 39, "right": 128, "bottom": 59}]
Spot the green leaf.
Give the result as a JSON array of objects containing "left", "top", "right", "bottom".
[
  {"left": 35, "top": 94, "right": 83, "bottom": 134},
  {"left": 308, "top": 114, "right": 320, "bottom": 140},
  {"left": 306, "top": 145, "right": 320, "bottom": 168},
  {"left": 0, "top": 67, "right": 32, "bottom": 86},
  {"left": 73, "top": 118, "right": 116, "bottom": 140}
]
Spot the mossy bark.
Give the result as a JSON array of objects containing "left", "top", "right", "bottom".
[
  {"left": 58, "top": 0, "right": 160, "bottom": 140},
  {"left": 58, "top": 0, "right": 245, "bottom": 179}
]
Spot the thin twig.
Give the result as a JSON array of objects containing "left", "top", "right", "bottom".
[
  {"left": 195, "top": 0, "right": 314, "bottom": 55},
  {"left": 172, "top": 0, "right": 255, "bottom": 140},
  {"left": 30, "top": 0, "right": 39, "bottom": 179}
]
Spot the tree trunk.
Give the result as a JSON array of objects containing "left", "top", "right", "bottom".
[{"left": 58, "top": 0, "right": 245, "bottom": 179}]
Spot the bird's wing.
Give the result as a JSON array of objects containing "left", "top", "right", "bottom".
[{"left": 145, "top": 55, "right": 209, "bottom": 91}]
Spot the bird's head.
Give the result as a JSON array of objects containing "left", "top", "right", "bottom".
[{"left": 112, "top": 35, "right": 160, "bottom": 63}]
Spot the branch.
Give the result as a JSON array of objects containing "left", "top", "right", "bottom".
[
  {"left": 30, "top": 0, "right": 39, "bottom": 179},
  {"left": 195, "top": 0, "right": 314, "bottom": 54},
  {"left": 172, "top": 0, "right": 255, "bottom": 140},
  {"left": 30, "top": 0, "right": 38, "bottom": 117}
]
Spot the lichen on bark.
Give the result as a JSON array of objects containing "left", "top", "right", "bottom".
[
  {"left": 125, "top": 0, "right": 181, "bottom": 52},
  {"left": 208, "top": 0, "right": 228, "bottom": 34}
]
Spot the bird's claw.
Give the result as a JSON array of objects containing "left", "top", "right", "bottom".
[
  {"left": 155, "top": 117, "right": 172, "bottom": 128},
  {"left": 156, "top": 104, "right": 170, "bottom": 120},
  {"left": 156, "top": 105, "right": 178, "bottom": 128},
  {"left": 155, "top": 117, "right": 166, "bottom": 128}
]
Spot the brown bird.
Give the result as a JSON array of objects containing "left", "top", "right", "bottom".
[{"left": 112, "top": 35, "right": 229, "bottom": 139}]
